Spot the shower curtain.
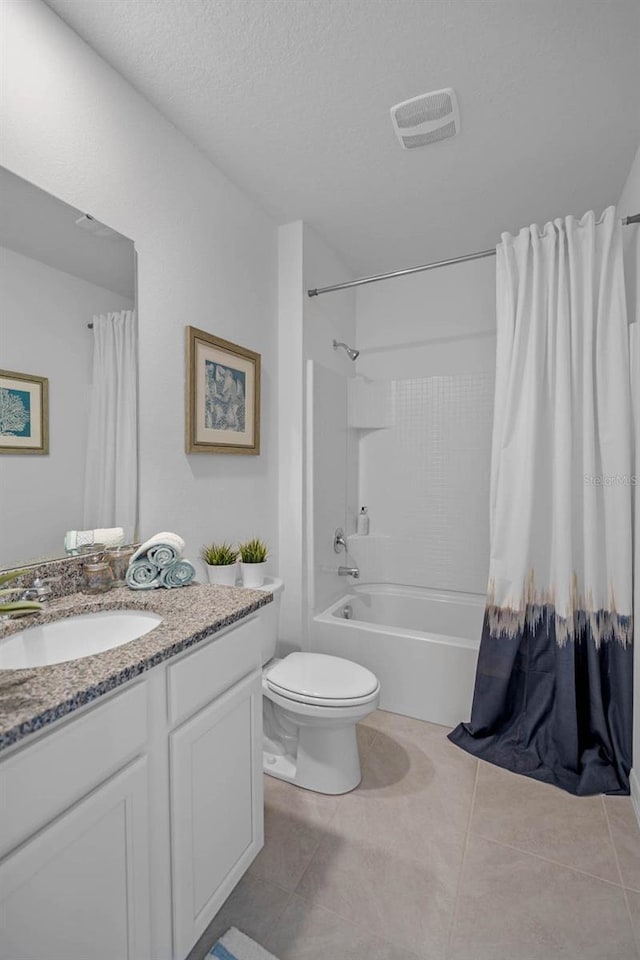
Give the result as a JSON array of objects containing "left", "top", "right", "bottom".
[
  {"left": 449, "top": 208, "right": 634, "bottom": 796},
  {"left": 83, "top": 310, "right": 138, "bottom": 539}
]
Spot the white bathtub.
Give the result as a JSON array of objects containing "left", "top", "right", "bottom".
[{"left": 312, "top": 583, "right": 484, "bottom": 728}]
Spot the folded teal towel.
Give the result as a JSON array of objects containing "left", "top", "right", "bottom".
[
  {"left": 126, "top": 558, "right": 160, "bottom": 589},
  {"left": 147, "top": 543, "right": 180, "bottom": 568},
  {"left": 159, "top": 558, "right": 196, "bottom": 589}
]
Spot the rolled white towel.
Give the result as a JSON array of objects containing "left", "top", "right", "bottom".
[
  {"left": 65, "top": 527, "right": 125, "bottom": 552},
  {"left": 131, "top": 531, "right": 185, "bottom": 563}
]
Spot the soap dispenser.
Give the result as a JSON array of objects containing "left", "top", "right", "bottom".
[{"left": 356, "top": 506, "right": 370, "bottom": 536}]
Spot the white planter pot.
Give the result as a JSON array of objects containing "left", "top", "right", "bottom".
[
  {"left": 206, "top": 562, "right": 238, "bottom": 586},
  {"left": 241, "top": 562, "right": 267, "bottom": 588}
]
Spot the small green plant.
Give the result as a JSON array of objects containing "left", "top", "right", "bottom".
[
  {"left": 0, "top": 569, "right": 43, "bottom": 618},
  {"left": 238, "top": 538, "right": 268, "bottom": 564},
  {"left": 200, "top": 542, "right": 238, "bottom": 566}
]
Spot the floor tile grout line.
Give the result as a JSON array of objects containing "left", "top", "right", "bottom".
[
  {"left": 472, "top": 831, "right": 631, "bottom": 891},
  {"left": 602, "top": 795, "right": 630, "bottom": 888},
  {"left": 285, "top": 890, "right": 428, "bottom": 960},
  {"left": 261, "top": 726, "right": 382, "bottom": 902},
  {"left": 446, "top": 757, "right": 480, "bottom": 958},
  {"left": 367, "top": 728, "right": 380, "bottom": 750},
  {"left": 193, "top": 873, "right": 294, "bottom": 960},
  {"left": 251, "top": 866, "right": 299, "bottom": 899},
  {"left": 358, "top": 729, "right": 380, "bottom": 774},
  {"left": 267, "top": 888, "right": 296, "bottom": 950},
  {"left": 284, "top": 729, "right": 436, "bottom": 960},
  {"left": 602, "top": 796, "right": 640, "bottom": 958},
  {"left": 288, "top": 779, "right": 346, "bottom": 898},
  {"left": 253, "top": 828, "right": 326, "bottom": 898},
  {"left": 282, "top": 735, "right": 482, "bottom": 883},
  {"left": 258, "top": 716, "right": 640, "bottom": 958},
  {"left": 288, "top": 815, "right": 478, "bottom": 898}
]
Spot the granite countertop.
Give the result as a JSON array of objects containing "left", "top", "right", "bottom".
[{"left": 0, "top": 583, "right": 272, "bottom": 752}]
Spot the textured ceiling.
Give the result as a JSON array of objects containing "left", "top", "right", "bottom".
[{"left": 45, "top": 0, "right": 640, "bottom": 277}]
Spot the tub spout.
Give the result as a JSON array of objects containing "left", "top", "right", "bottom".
[{"left": 338, "top": 566, "right": 359, "bottom": 578}]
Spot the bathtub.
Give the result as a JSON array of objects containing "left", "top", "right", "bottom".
[{"left": 312, "top": 583, "right": 484, "bottom": 728}]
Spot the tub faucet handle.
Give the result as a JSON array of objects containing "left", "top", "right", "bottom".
[{"left": 333, "top": 528, "right": 347, "bottom": 553}]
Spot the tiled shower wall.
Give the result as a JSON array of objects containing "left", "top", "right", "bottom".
[
  {"left": 353, "top": 371, "right": 494, "bottom": 594},
  {"left": 353, "top": 254, "right": 497, "bottom": 596}
]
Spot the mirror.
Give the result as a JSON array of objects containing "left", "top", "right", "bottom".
[{"left": 0, "top": 168, "right": 137, "bottom": 570}]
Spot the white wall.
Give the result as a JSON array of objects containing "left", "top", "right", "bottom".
[
  {"left": 355, "top": 256, "right": 496, "bottom": 380},
  {"left": 277, "top": 222, "right": 305, "bottom": 645},
  {"left": 618, "top": 144, "right": 640, "bottom": 810},
  {"left": 303, "top": 227, "right": 357, "bottom": 620},
  {"left": 277, "top": 222, "right": 355, "bottom": 643},
  {"left": 0, "top": 246, "right": 133, "bottom": 566},
  {"left": 620, "top": 144, "right": 640, "bottom": 328},
  {"left": 307, "top": 361, "right": 353, "bottom": 616},
  {"left": 353, "top": 256, "right": 496, "bottom": 594},
  {"left": 1, "top": 0, "right": 278, "bottom": 580}
]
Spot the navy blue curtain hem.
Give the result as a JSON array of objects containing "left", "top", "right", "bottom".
[{"left": 448, "top": 724, "right": 630, "bottom": 797}]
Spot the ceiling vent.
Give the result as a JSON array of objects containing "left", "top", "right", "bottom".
[{"left": 390, "top": 88, "right": 460, "bottom": 150}]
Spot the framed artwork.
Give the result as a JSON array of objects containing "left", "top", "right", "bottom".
[
  {"left": 0, "top": 369, "right": 49, "bottom": 455},
  {"left": 185, "top": 326, "right": 261, "bottom": 455}
]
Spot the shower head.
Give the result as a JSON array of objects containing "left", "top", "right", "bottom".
[{"left": 332, "top": 339, "right": 359, "bottom": 361}]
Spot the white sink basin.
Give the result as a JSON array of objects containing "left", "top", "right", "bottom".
[{"left": 0, "top": 610, "right": 163, "bottom": 670}]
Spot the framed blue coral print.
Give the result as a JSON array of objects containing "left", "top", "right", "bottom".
[
  {"left": 186, "top": 326, "right": 261, "bottom": 454},
  {"left": 0, "top": 369, "right": 49, "bottom": 455}
]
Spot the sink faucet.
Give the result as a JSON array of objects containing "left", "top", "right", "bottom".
[
  {"left": 338, "top": 566, "right": 360, "bottom": 579},
  {"left": 20, "top": 577, "right": 53, "bottom": 604}
]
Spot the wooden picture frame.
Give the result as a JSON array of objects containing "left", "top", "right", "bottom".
[
  {"left": 0, "top": 369, "right": 49, "bottom": 455},
  {"left": 185, "top": 326, "right": 261, "bottom": 455}
]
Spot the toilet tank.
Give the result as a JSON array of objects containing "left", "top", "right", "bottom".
[{"left": 254, "top": 577, "right": 284, "bottom": 665}]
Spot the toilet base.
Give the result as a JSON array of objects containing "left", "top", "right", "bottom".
[
  {"left": 262, "top": 666, "right": 380, "bottom": 795},
  {"left": 263, "top": 721, "right": 362, "bottom": 794}
]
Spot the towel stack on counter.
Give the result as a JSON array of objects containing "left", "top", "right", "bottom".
[
  {"left": 126, "top": 532, "right": 196, "bottom": 590},
  {"left": 65, "top": 527, "right": 125, "bottom": 553}
]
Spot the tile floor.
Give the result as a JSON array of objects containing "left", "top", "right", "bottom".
[{"left": 189, "top": 710, "right": 640, "bottom": 960}]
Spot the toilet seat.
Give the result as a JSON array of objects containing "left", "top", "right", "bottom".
[{"left": 265, "top": 652, "right": 380, "bottom": 708}]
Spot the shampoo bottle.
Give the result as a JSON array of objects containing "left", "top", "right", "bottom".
[{"left": 356, "top": 506, "right": 370, "bottom": 536}]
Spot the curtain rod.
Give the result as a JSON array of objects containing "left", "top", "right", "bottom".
[{"left": 307, "top": 212, "right": 640, "bottom": 298}]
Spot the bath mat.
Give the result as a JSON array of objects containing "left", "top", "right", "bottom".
[{"left": 209, "top": 927, "right": 280, "bottom": 960}]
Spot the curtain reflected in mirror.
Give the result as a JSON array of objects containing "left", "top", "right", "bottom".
[
  {"left": 0, "top": 168, "right": 138, "bottom": 570},
  {"left": 83, "top": 311, "right": 138, "bottom": 538}
]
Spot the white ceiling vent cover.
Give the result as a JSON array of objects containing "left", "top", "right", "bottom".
[{"left": 390, "top": 88, "right": 460, "bottom": 150}]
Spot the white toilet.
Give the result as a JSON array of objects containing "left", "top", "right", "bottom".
[{"left": 256, "top": 578, "right": 380, "bottom": 794}]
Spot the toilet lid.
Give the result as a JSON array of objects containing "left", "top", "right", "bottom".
[{"left": 266, "top": 652, "right": 378, "bottom": 701}]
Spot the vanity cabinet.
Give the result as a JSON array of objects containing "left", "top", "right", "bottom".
[
  {"left": 0, "top": 613, "right": 264, "bottom": 960},
  {"left": 0, "top": 758, "right": 151, "bottom": 960},
  {"left": 171, "top": 671, "right": 263, "bottom": 957}
]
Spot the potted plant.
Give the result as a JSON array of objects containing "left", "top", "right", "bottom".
[
  {"left": 238, "top": 538, "right": 269, "bottom": 588},
  {"left": 200, "top": 542, "right": 238, "bottom": 586},
  {"left": 0, "top": 569, "right": 43, "bottom": 619}
]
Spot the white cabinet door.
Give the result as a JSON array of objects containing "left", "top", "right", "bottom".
[
  {"left": 0, "top": 758, "right": 151, "bottom": 960},
  {"left": 170, "top": 670, "right": 263, "bottom": 958}
]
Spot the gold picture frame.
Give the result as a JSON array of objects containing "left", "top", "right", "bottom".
[
  {"left": 0, "top": 369, "right": 49, "bottom": 455},
  {"left": 186, "top": 326, "right": 261, "bottom": 455}
]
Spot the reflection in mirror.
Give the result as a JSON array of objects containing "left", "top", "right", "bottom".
[{"left": 0, "top": 168, "right": 138, "bottom": 570}]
